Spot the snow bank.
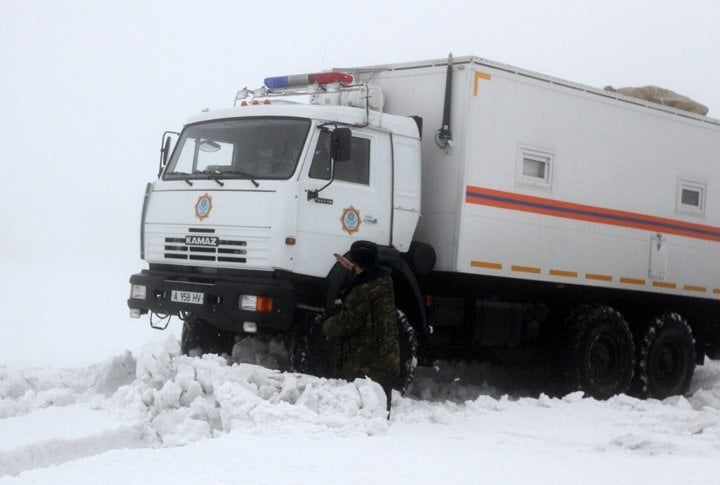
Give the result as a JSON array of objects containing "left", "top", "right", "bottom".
[
  {"left": 0, "top": 352, "right": 136, "bottom": 419},
  {"left": 2, "top": 337, "right": 720, "bottom": 478},
  {"left": 0, "top": 353, "right": 139, "bottom": 477},
  {"left": 0, "top": 338, "right": 389, "bottom": 477},
  {"left": 110, "top": 337, "right": 389, "bottom": 448}
]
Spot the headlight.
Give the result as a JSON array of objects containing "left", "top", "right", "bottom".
[
  {"left": 131, "top": 284, "right": 147, "bottom": 300},
  {"left": 240, "top": 295, "right": 257, "bottom": 311},
  {"left": 240, "top": 295, "right": 273, "bottom": 313}
]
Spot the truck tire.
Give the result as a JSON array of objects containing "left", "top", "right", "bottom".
[
  {"left": 291, "top": 311, "right": 418, "bottom": 393},
  {"left": 396, "top": 309, "right": 418, "bottom": 394},
  {"left": 180, "top": 316, "right": 234, "bottom": 357},
  {"left": 290, "top": 314, "right": 333, "bottom": 377},
  {"left": 563, "top": 305, "right": 634, "bottom": 399},
  {"left": 632, "top": 313, "right": 695, "bottom": 399}
]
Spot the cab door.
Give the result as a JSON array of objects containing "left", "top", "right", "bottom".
[{"left": 294, "top": 127, "right": 392, "bottom": 277}]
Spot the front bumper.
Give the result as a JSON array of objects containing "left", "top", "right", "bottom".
[{"left": 127, "top": 268, "right": 295, "bottom": 333}]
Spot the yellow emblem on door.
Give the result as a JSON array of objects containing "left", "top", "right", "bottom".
[{"left": 340, "top": 206, "right": 361, "bottom": 235}]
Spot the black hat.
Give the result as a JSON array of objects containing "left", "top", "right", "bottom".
[{"left": 349, "top": 240, "right": 378, "bottom": 269}]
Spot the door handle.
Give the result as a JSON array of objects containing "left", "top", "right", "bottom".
[{"left": 364, "top": 215, "right": 378, "bottom": 223}]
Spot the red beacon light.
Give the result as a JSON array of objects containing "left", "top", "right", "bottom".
[
  {"left": 239, "top": 99, "right": 270, "bottom": 106},
  {"left": 264, "top": 71, "right": 353, "bottom": 89}
]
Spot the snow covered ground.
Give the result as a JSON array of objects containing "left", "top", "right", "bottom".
[{"left": 2, "top": 333, "right": 719, "bottom": 484}]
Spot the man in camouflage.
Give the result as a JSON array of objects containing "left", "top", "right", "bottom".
[{"left": 323, "top": 241, "right": 400, "bottom": 415}]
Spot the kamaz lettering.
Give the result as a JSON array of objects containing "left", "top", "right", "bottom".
[{"left": 185, "top": 236, "right": 219, "bottom": 247}]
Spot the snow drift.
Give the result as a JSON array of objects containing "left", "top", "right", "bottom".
[{"left": 2, "top": 337, "right": 720, "bottom": 480}]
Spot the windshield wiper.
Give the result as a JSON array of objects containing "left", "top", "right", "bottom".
[
  {"left": 215, "top": 170, "right": 260, "bottom": 188},
  {"left": 197, "top": 169, "right": 225, "bottom": 187},
  {"left": 194, "top": 169, "right": 260, "bottom": 188},
  {"left": 170, "top": 172, "right": 194, "bottom": 186}
]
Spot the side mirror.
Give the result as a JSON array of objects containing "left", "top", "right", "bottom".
[
  {"left": 331, "top": 127, "right": 352, "bottom": 162},
  {"left": 159, "top": 131, "right": 179, "bottom": 177},
  {"left": 162, "top": 136, "right": 172, "bottom": 164}
]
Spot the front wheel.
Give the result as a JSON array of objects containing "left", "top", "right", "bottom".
[
  {"left": 290, "top": 310, "right": 418, "bottom": 394},
  {"left": 180, "top": 316, "right": 234, "bottom": 357},
  {"left": 290, "top": 314, "right": 333, "bottom": 377}
]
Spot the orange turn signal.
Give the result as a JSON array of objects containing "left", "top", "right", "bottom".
[{"left": 257, "top": 296, "right": 273, "bottom": 313}]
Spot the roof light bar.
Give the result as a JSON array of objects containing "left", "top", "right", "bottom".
[{"left": 264, "top": 71, "right": 353, "bottom": 89}]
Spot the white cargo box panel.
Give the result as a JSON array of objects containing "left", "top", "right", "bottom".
[{"left": 347, "top": 56, "right": 720, "bottom": 300}]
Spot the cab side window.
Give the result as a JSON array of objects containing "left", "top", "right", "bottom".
[
  {"left": 309, "top": 131, "right": 332, "bottom": 180},
  {"left": 309, "top": 133, "right": 370, "bottom": 185}
]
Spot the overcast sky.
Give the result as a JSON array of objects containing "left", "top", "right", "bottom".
[{"left": 1, "top": 0, "right": 718, "bottom": 364}]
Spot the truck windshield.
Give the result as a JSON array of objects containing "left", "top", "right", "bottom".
[{"left": 163, "top": 117, "right": 311, "bottom": 181}]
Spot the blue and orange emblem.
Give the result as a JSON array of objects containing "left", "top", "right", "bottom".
[
  {"left": 195, "top": 193, "right": 213, "bottom": 221},
  {"left": 340, "top": 206, "right": 361, "bottom": 235}
]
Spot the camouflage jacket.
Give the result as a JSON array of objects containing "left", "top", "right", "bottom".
[{"left": 323, "top": 265, "right": 400, "bottom": 386}]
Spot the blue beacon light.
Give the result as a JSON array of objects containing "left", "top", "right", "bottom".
[{"left": 264, "top": 72, "right": 353, "bottom": 89}]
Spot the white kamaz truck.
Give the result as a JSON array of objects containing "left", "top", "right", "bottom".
[{"left": 128, "top": 55, "right": 720, "bottom": 399}]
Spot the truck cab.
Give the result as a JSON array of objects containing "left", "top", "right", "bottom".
[{"left": 128, "top": 74, "right": 421, "bottom": 340}]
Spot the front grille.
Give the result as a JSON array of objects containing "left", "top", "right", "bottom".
[
  {"left": 146, "top": 225, "right": 271, "bottom": 268},
  {"left": 163, "top": 237, "right": 248, "bottom": 263}
]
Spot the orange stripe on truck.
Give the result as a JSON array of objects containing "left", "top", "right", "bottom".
[
  {"left": 465, "top": 185, "right": 720, "bottom": 243},
  {"left": 549, "top": 269, "right": 578, "bottom": 278},
  {"left": 511, "top": 265, "right": 541, "bottom": 274},
  {"left": 471, "top": 260, "right": 502, "bottom": 270}
]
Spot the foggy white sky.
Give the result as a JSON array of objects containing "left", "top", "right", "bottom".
[{"left": 1, "top": 0, "right": 719, "bottom": 365}]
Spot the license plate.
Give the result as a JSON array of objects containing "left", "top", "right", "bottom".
[{"left": 171, "top": 290, "right": 204, "bottom": 305}]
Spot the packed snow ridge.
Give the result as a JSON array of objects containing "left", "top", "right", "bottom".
[{"left": 1, "top": 337, "right": 720, "bottom": 478}]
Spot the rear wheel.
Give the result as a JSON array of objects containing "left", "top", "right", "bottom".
[
  {"left": 180, "top": 316, "right": 235, "bottom": 357},
  {"left": 633, "top": 313, "right": 695, "bottom": 399},
  {"left": 563, "top": 305, "right": 635, "bottom": 399}
]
